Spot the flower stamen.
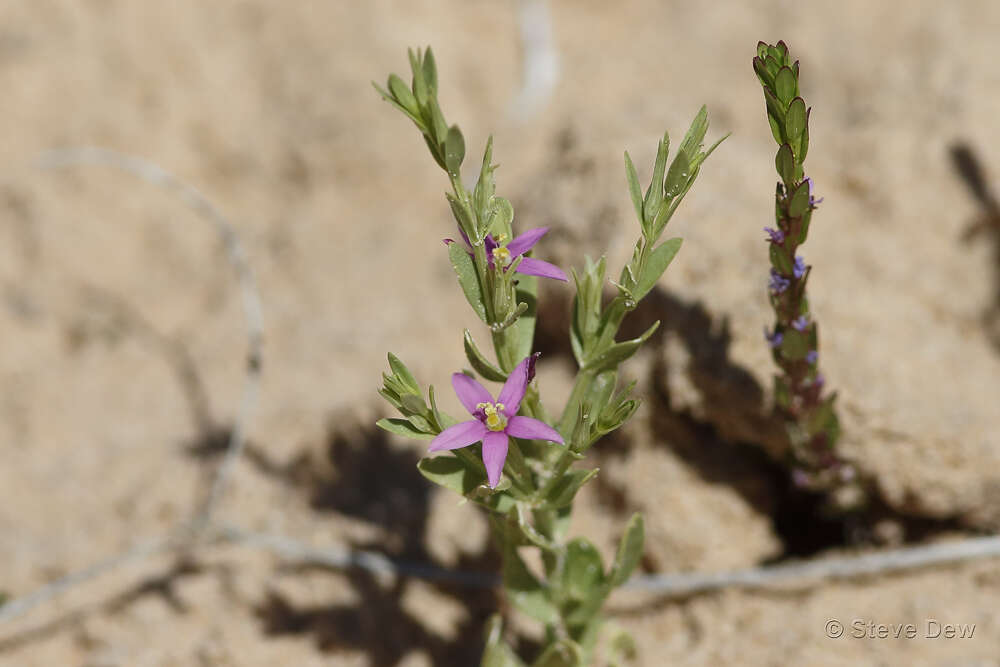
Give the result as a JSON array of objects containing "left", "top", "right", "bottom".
[{"left": 476, "top": 401, "right": 508, "bottom": 431}]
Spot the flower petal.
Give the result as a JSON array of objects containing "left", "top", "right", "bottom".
[
  {"left": 452, "top": 372, "right": 494, "bottom": 415},
  {"left": 481, "top": 431, "right": 509, "bottom": 488},
  {"left": 515, "top": 257, "right": 568, "bottom": 282},
  {"left": 458, "top": 225, "right": 472, "bottom": 248},
  {"left": 497, "top": 356, "right": 531, "bottom": 415},
  {"left": 505, "top": 416, "right": 564, "bottom": 444},
  {"left": 428, "top": 419, "right": 488, "bottom": 452},
  {"left": 505, "top": 227, "right": 549, "bottom": 257}
]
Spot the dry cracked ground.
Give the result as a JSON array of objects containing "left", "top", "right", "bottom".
[{"left": 1, "top": 1, "right": 999, "bottom": 665}]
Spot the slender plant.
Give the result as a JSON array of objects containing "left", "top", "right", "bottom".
[
  {"left": 374, "top": 48, "right": 722, "bottom": 665},
  {"left": 752, "top": 41, "right": 861, "bottom": 508}
]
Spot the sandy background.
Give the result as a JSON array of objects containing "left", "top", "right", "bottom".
[{"left": 1, "top": 1, "right": 999, "bottom": 665}]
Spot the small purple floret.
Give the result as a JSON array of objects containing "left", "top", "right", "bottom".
[
  {"left": 806, "top": 178, "right": 824, "bottom": 208},
  {"left": 792, "top": 315, "right": 809, "bottom": 332},
  {"left": 764, "top": 327, "right": 783, "bottom": 349},
  {"left": 428, "top": 355, "right": 564, "bottom": 488},
  {"left": 806, "top": 350, "right": 818, "bottom": 365},
  {"left": 448, "top": 226, "right": 568, "bottom": 282},
  {"left": 793, "top": 256, "right": 807, "bottom": 279},
  {"left": 768, "top": 269, "right": 791, "bottom": 294},
  {"left": 764, "top": 227, "right": 785, "bottom": 244}
]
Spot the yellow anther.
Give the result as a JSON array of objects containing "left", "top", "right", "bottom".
[
  {"left": 492, "top": 246, "right": 512, "bottom": 268},
  {"left": 477, "top": 401, "right": 508, "bottom": 432}
]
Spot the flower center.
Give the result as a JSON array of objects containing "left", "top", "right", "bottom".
[
  {"left": 477, "top": 402, "right": 508, "bottom": 431},
  {"left": 491, "top": 246, "right": 512, "bottom": 268}
]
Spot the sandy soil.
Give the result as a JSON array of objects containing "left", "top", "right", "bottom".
[{"left": 1, "top": 1, "right": 999, "bottom": 665}]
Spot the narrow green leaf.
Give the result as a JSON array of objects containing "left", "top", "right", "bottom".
[
  {"left": 448, "top": 241, "right": 488, "bottom": 322},
  {"left": 488, "top": 197, "right": 515, "bottom": 238},
  {"left": 623, "top": 151, "right": 644, "bottom": 224},
  {"left": 775, "top": 143, "right": 796, "bottom": 186},
  {"left": 400, "top": 393, "right": 428, "bottom": 415},
  {"left": 445, "top": 124, "right": 465, "bottom": 174},
  {"left": 756, "top": 42, "right": 769, "bottom": 60},
  {"left": 411, "top": 49, "right": 429, "bottom": 109},
  {"left": 377, "top": 417, "right": 433, "bottom": 440},
  {"left": 769, "top": 243, "right": 793, "bottom": 275},
  {"left": 482, "top": 615, "right": 527, "bottom": 667},
  {"left": 563, "top": 538, "right": 606, "bottom": 600},
  {"left": 679, "top": 105, "right": 709, "bottom": 158},
  {"left": 663, "top": 150, "right": 690, "bottom": 198},
  {"left": 422, "top": 46, "right": 438, "bottom": 94},
  {"left": 584, "top": 321, "right": 659, "bottom": 373},
  {"left": 545, "top": 468, "right": 599, "bottom": 508},
  {"left": 642, "top": 134, "right": 669, "bottom": 223},
  {"left": 418, "top": 455, "right": 484, "bottom": 494},
  {"left": 387, "top": 73, "right": 418, "bottom": 114},
  {"left": 788, "top": 180, "right": 811, "bottom": 218},
  {"left": 387, "top": 353, "right": 419, "bottom": 392},
  {"left": 785, "top": 97, "right": 807, "bottom": 149},
  {"left": 766, "top": 112, "right": 784, "bottom": 145},
  {"left": 512, "top": 273, "right": 538, "bottom": 363},
  {"left": 609, "top": 513, "right": 644, "bottom": 586},
  {"left": 502, "top": 544, "right": 559, "bottom": 624},
  {"left": 464, "top": 330, "right": 507, "bottom": 382},
  {"left": 635, "top": 238, "right": 682, "bottom": 300}
]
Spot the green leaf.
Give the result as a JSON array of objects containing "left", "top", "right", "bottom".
[
  {"left": 635, "top": 238, "right": 682, "bottom": 300},
  {"left": 400, "top": 393, "right": 428, "bottom": 415},
  {"left": 609, "top": 513, "right": 644, "bottom": 586},
  {"left": 445, "top": 124, "right": 465, "bottom": 174},
  {"left": 512, "top": 273, "right": 538, "bottom": 363},
  {"left": 502, "top": 544, "right": 559, "bottom": 624},
  {"left": 679, "top": 105, "right": 709, "bottom": 157},
  {"left": 387, "top": 73, "right": 418, "bottom": 114},
  {"left": 481, "top": 615, "right": 527, "bottom": 667},
  {"left": 663, "top": 149, "right": 689, "bottom": 198},
  {"left": 487, "top": 197, "right": 515, "bottom": 238},
  {"left": 545, "top": 467, "right": 599, "bottom": 508},
  {"left": 531, "top": 641, "right": 585, "bottom": 667},
  {"left": 752, "top": 56, "right": 771, "bottom": 88},
  {"left": 785, "top": 97, "right": 807, "bottom": 148},
  {"left": 779, "top": 328, "right": 809, "bottom": 360},
  {"left": 463, "top": 330, "right": 508, "bottom": 382},
  {"left": 584, "top": 321, "right": 659, "bottom": 373},
  {"left": 642, "top": 134, "right": 669, "bottom": 223},
  {"left": 769, "top": 243, "right": 793, "bottom": 275},
  {"left": 563, "top": 538, "right": 606, "bottom": 600},
  {"left": 788, "top": 180, "right": 811, "bottom": 218},
  {"left": 422, "top": 46, "right": 438, "bottom": 94},
  {"left": 766, "top": 112, "right": 784, "bottom": 145},
  {"left": 410, "top": 48, "right": 429, "bottom": 109},
  {"left": 388, "top": 353, "right": 419, "bottom": 392},
  {"left": 377, "top": 417, "right": 433, "bottom": 440},
  {"left": 448, "top": 240, "right": 488, "bottom": 322},
  {"left": 798, "top": 108, "right": 811, "bottom": 163},
  {"left": 623, "top": 151, "right": 644, "bottom": 224},
  {"left": 775, "top": 143, "right": 796, "bottom": 186},
  {"left": 775, "top": 66, "right": 796, "bottom": 106},
  {"left": 773, "top": 375, "right": 791, "bottom": 410},
  {"left": 418, "top": 455, "right": 484, "bottom": 494}
]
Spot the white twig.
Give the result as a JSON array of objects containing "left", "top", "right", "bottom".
[{"left": 36, "top": 148, "right": 264, "bottom": 532}]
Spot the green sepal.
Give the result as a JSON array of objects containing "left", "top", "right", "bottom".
[
  {"left": 448, "top": 240, "right": 488, "bottom": 322},
  {"left": 463, "top": 330, "right": 508, "bottom": 382},
  {"left": 445, "top": 124, "right": 466, "bottom": 174},
  {"left": 609, "top": 513, "right": 644, "bottom": 587},
  {"left": 544, "top": 467, "right": 599, "bottom": 508},
  {"left": 377, "top": 417, "right": 433, "bottom": 440},
  {"left": 487, "top": 197, "right": 515, "bottom": 238},
  {"left": 623, "top": 151, "right": 644, "bottom": 224},
  {"left": 634, "top": 238, "right": 682, "bottom": 300}
]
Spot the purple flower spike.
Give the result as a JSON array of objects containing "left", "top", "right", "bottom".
[
  {"left": 428, "top": 356, "right": 564, "bottom": 488},
  {"left": 806, "top": 350, "right": 818, "bottom": 365},
  {"left": 764, "top": 327, "right": 783, "bottom": 349},
  {"left": 806, "top": 178, "right": 824, "bottom": 208},
  {"left": 448, "top": 226, "right": 568, "bottom": 282},
  {"left": 793, "top": 256, "right": 807, "bottom": 279},
  {"left": 768, "top": 269, "right": 790, "bottom": 294},
  {"left": 792, "top": 315, "right": 809, "bottom": 332},
  {"left": 764, "top": 227, "right": 785, "bottom": 244}
]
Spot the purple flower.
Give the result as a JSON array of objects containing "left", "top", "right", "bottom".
[
  {"left": 806, "top": 178, "right": 824, "bottom": 208},
  {"left": 445, "top": 226, "right": 568, "bottom": 282},
  {"left": 428, "top": 356, "right": 564, "bottom": 488},
  {"left": 768, "top": 269, "right": 790, "bottom": 294},
  {"left": 793, "top": 256, "right": 806, "bottom": 279},
  {"left": 764, "top": 327, "right": 783, "bottom": 349},
  {"left": 764, "top": 227, "right": 785, "bottom": 244},
  {"left": 806, "top": 350, "right": 818, "bottom": 365},
  {"left": 792, "top": 315, "right": 809, "bottom": 332}
]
